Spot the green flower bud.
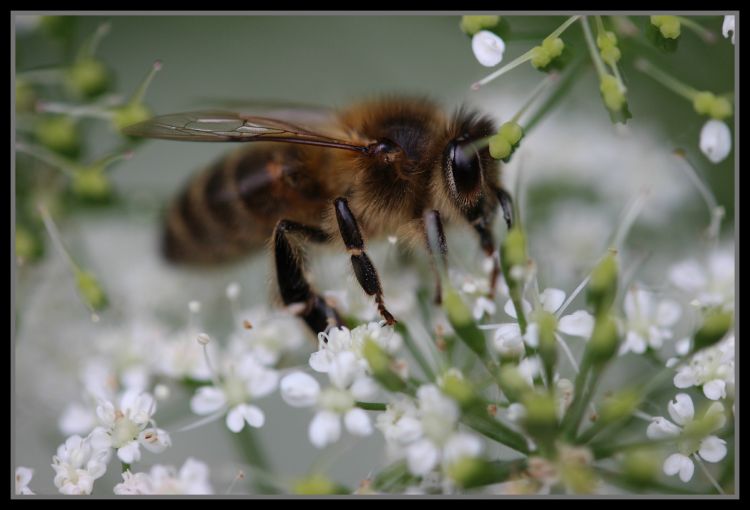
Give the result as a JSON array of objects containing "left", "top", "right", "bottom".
[
  {"left": 489, "top": 133, "right": 511, "bottom": 160},
  {"left": 113, "top": 102, "right": 153, "bottom": 134},
  {"left": 522, "top": 392, "right": 558, "bottom": 439},
  {"left": 363, "top": 338, "right": 405, "bottom": 391},
  {"left": 692, "top": 311, "right": 733, "bottom": 353},
  {"left": 292, "top": 474, "right": 343, "bottom": 495},
  {"left": 649, "top": 15, "right": 667, "bottom": 27},
  {"left": 622, "top": 448, "right": 660, "bottom": 484},
  {"left": 536, "top": 311, "right": 558, "bottom": 376},
  {"left": 443, "top": 286, "right": 486, "bottom": 356},
  {"left": 709, "top": 96, "right": 733, "bottom": 120},
  {"left": 15, "top": 79, "right": 36, "bottom": 113},
  {"left": 683, "top": 402, "right": 725, "bottom": 439},
  {"left": 587, "top": 314, "right": 619, "bottom": 365},
  {"left": 460, "top": 15, "right": 500, "bottom": 36},
  {"left": 658, "top": 16, "right": 681, "bottom": 39},
  {"left": 596, "top": 31, "right": 618, "bottom": 50},
  {"left": 530, "top": 46, "right": 551, "bottom": 69},
  {"left": 499, "top": 121, "right": 523, "bottom": 146},
  {"left": 600, "top": 46, "right": 621, "bottom": 66},
  {"left": 441, "top": 370, "right": 478, "bottom": 409},
  {"left": 498, "top": 364, "right": 531, "bottom": 402},
  {"left": 35, "top": 116, "right": 81, "bottom": 159},
  {"left": 599, "top": 389, "right": 639, "bottom": 424},
  {"left": 587, "top": 252, "right": 618, "bottom": 315},
  {"left": 693, "top": 91, "right": 715, "bottom": 115},
  {"left": 599, "top": 76, "right": 625, "bottom": 112},
  {"left": 502, "top": 227, "right": 526, "bottom": 270},
  {"left": 75, "top": 269, "right": 108, "bottom": 311},
  {"left": 66, "top": 58, "right": 111, "bottom": 99},
  {"left": 71, "top": 169, "right": 113, "bottom": 201},
  {"left": 446, "top": 457, "right": 486, "bottom": 487},
  {"left": 541, "top": 37, "right": 564, "bottom": 59}
]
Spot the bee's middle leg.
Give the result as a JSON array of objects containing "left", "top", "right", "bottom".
[
  {"left": 273, "top": 219, "right": 342, "bottom": 334},
  {"left": 333, "top": 197, "right": 396, "bottom": 325},
  {"left": 423, "top": 210, "right": 448, "bottom": 305},
  {"left": 470, "top": 187, "right": 514, "bottom": 299}
]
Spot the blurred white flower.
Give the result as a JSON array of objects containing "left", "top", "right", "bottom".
[
  {"left": 280, "top": 350, "right": 378, "bottom": 449},
  {"left": 674, "top": 334, "right": 734, "bottom": 400},
  {"left": 227, "top": 307, "right": 307, "bottom": 367},
  {"left": 722, "top": 15, "right": 735, "bottom": 44},
  {"left": 89, "top": 389, "right": 171, "bottom": 464},
  {"left": 472, "top": 30, "right": 505, "bottom": 67},
  {"left": 646, "top": 393, "right": 727, "bottom": 482},
  {"left": 310, "top": 322, "right": 402, "bottom": 376},
  {"left": 699, "top": 120, "right": 732, "bottom": 164},
  {"left": 51, "top": 434, "right": 110, "bottom": 495},
  {"left": 618, "top": 286, "right": 682, "bottom": 355},
  {"left": 189, "top": 353, "right": 278, "bottom": 433},
  {"left": 669, "top": 247, "right": 734, "bottom": 311},
  {"left": 375, "top": 397, "right": 423, "bottom": 461},
  {"left": 15, "top": 467, "right": 34, "bottom": 495},
  {"left": 157, "top": 329, "right": 217, "bottom": 382},
  {"left": 114, "top": 458, "right": 213, "bottom": 495}
]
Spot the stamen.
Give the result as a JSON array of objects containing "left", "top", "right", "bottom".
[
  {"left": 225, "top": 470, "right": 245, "bottom": 494},
  {"left": 16, "top": 141, "right": 75, "bottom": 177},
  {"left": 173, "top": 410, "right": 226, "bottom": 433},
  {"left": 129, "top": 60, "right": 162, "bottom": 106},
  {"left": 197, "top": 333, "right": 223, "bottom": 389},
  {"left": 673, "top": 149, "right": 724, "bottom": 244}
]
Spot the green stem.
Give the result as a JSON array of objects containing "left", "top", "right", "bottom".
[
  {"left": 78, "top": 22, "right": 111, "bottom": 60},
  {"left": 461, "top": 412, "right": 530, "bottom": 455},
  {"left": 673, "top": 149, "right": 724, "bottom": 243},
  {"left": 510, "top": 73, "right": 557, "bottom": 124},
  {"left": 16, "top": 142, "right": 75, "bottom": 177},
  {"left": 398, "top": 323, "right": 436, "bottom": 381},
  {"left": 355, "top": 401, "right": 387, "bottom": 411},
  {"left": 472, "top": 48, "right": 537, "bottom": 90},
  {"left": 675, "top": 16, "right": 717, "bottom": 44},
  {"left": 548, "top": 15, "right": 582, "bottom": 40},
  {"left": 635, "top": 58, "right": 699, "bottom": 101},
  {"left": 231, "top": 428, "right": 278, "bottom": 494},
  {"left": 693, "top": 453, "right": 725, "bottom": 494},
  {"left": 129, "top": 60, "right": 162, "bottom": 105},
  {"left": 523, "top": 54, "right": 586, "bottom": 134},
  {"left": 37, "top": 204, "right": 80, "bottom": 272},
  {"left": 594, "top": 466, "right": 704, "bottom": 495},
  {"left": 560, "top": 354, "right": 592, "bottom": 436},
  {"left": 121, "top": 462, "right": 131, "bottom": 473},
  {"left": 581, "top": 16, "right": 608, "bottom": 79}
]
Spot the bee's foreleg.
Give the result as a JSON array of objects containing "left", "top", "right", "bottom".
[
  {"left": 273, "top": 220, "right": 342, "bottom": 334},
  {"left": 333, "top": 197, "right": 396, "bottom": 326},
  {"left": 423, "top": 210, "right": 448, "bottom": 305}
]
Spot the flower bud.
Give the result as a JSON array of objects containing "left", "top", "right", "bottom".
[
  {"left": 692, "top": 310, "right": 733, "bottom": 353},
  {"left": 599, "top": 389, "right": 639, "bottom": 424},
  {"left": 292, "top": 474, "right": 343, "bottom": 495},
  {"left": 75, "top": 269, "right": 108, "bottom": 311},
  {"left": 441, "top": 370, "right": 479, "bottom": 409},
  {"left": 501, "top": 227, "right": 527, "bottom": 272},
  {"left": 536, "top": 311, "right": 558, "bottom": 378},
  {"left": 15, "top": 225, "right": 44, "bottom": 263},
  {"left": 443, "top": 286, "right": 486, "bottom": 356},
  {"left": 363, "top": 338, "right": 405, "bottom": 392},
  {"left": 499, "top": 121, "right": 523, "bottom": 146},
  {"left": 460, "top": 15, "right": 500, "bottom": 36},
  {"left": 498, "top": 364, "right": 531, "bottom": 403},
  {"left": 530, "top": 46, "right": 551, "bottom": 69},
  {"left": 587, "top": 314, "right": 619, "bottom": 365},
  {"left": 587, "top": 252, "right": 618, "bottom": 315},
  {"left": 34, "top": 116, "right": 81, "bottom": 159},
  {"left": 472, "top": 30, "right": 505, "bottom": 67},
  {"left": 489, "top": 134, "right": 512, "bottom": 160},
  {"left": 522, "top": 392, "right": 558, "bottom": 440},
  {"left": 71, "top": 169, "right": 112, "bottom": 201},
  {"left": 699, "top": 120, "right": 732, "bottom": 164},
  {"left": 446, "top": 457, "right": 487, "bottom": 488},
  {"left": 66, "top": 58, "right": 111, "bottom": 99},
  {"left": 541, "top": 37, "right": 564, "bottom": 59},
  {"left": 622, "top": 448, "right": 660, "bottom": 484},
  {"left": 113, "top": 103, "right": 153, "bottom": 134}
]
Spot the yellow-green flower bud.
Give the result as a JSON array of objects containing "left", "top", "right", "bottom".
[
  {"left": 541, "top": 37, "right": 564, "bottom": 59},
  {"left": 693, "top": 91, "right": 715, "bottom": 115},
  {"left": 622, "top": 448, "right": 660, "bottom": 484},
  {"left": 441, "top": 371, "right": 478, "bottom": 408},
  {"left": 499, "top": 121, "right": 523, "bottom": 146},
  {"left": 446, "top": 457, "right": 486, "bottom": 487},
  {"left": 66, "top": 58, "right": 111, "bottom": 99},
  {"left": 71, "top": 169, "right": 112, "bottom": 201},
  {"left": 75, "top": 269, "right": 108, "bottom": 311},
  {"left": 530, "top": 46, "right": 551, "bottom": 69},
  {"left": 522, "top": 392, "right": 558, "bottom": 439},
  {"left": 658, "top": 16, "right": 681, "bottom": 39},
  {"left": 600, "top": 46, "right": 621, "bottom": 66},
  {"left": 683, "top": 402, "right": 725, "bottom": 439},
  {"left": 113, "top": 102, "right": 153, "bottom": 134},
  {"left": 692, "top": 311, "right": 733, "bottom": 353},
  {"left": 363, "top": 338, "right": 405, "bottom": 391},
  {"left": 292, "top": 474, "right": 342, "bottom": 495},
  {"left": 35, "top": 116, "right": 81, "bottom": 159},
  {"left": 599, "top": 75, "right": 625, "bottom": 112},
  {"left": 587, "top": 252, "right": 618, "bottom": 315},
  {"left": 587, "top": 314, "right": 619, "bottom": 364},
  {"left": 709, "top": 96, "right": 733, "bottom": 120},
  {"left": 498, "top": 364, "right": 531, "bottom": 402},
  {"left": 489, "top": 133, "right": 511, "bottom": 160},
  {"left": 15, "top": 225, "right": 44, "bottom": 263},
  {"left": 536, "top": 311, "right": 558, "bottom": 375},
  {"left": 460, "top": 15, "right": 500, "bottom": 36},
  {"left": 599, "top": 389, "right": 639, "bottom": 424},
  {"left": 502, "top": 227, "right": 526, "bottom": 271},
  {"left": 596, "top": 31, "right": 618, "bottom": 50},
  {"left": 443, "top": 286, "right": 486, "bottom": 356}
]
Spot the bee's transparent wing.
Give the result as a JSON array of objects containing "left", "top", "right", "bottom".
[{"left": 123, "top": 111, "right": 369, "bottom": 153}]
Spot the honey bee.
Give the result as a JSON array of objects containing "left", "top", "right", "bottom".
[{"left": 124, "top": 97, "right": 513, "bottom": 334}]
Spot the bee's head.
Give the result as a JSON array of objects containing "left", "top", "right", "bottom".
[{"left": 441, "top": 108, "right": 498, "bottom": 216}]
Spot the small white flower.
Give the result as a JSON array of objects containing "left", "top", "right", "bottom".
[
  {"left": 114, "top": 458, "right": 213, "bottom": 495},
  {"left": 189, "top": 354, "right": 277, "bottom": 433},
  {"left": 90, "top": 389, "right": 171, "bottom": 463},
  {"left": 280, "top": 372, "right": 321, "bottom": 407},
  {"left": 51, "top": 435, "right": 111, "bottom": 495},
  {"left": 669, "top": 247, "right": 734, "bottom": 311},
  {"left": 700, "top": 120, "right": 732, "bottom": 164},
  {"left": 227, "top": 308, "right": 307, "bottom": 367},
  {"left": 473, "top": 296, "right": 496, "bottom": 321},
  {"left": 15, "top": 467, "right": 34, "bottom": 495},
  {"left": 619, "top": 286, "right": 681, "bottom": 355},
  {"left": 646, "top": 394, "right": 727, "bottom": 482},
  {"left": 722, "top": 15, "right": 735, "bottom": 44},
  {"left": 673, "top": 334, "right": 734, "bottom": 400},
  {"left": 472, "top": 30, "right": 506, "bottom": 67}
]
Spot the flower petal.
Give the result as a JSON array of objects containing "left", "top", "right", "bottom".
[
  {"left": 663, "top": 453, "right": 693, "bottom": 482},
  {"left": 471, "top": 30, "right": 506, "bottom": 67},
  {"left": 668, "top": 393, "right": 694, "bottom": 426},
  {"left": 329, "top": 351, "right": 359, "bottom": 389},
  {"left": 226, "top": 405, "right": 246, "bottom": 433},
  {"left": 698, "top": 436, "right": 727, "bottom": 463},
  {"left": 443, "top": 433, "right": 482, "bottom": 467},
  {"left": 504, "top": 298, "right": 531, "bottom": 319},
  {"left": 190, "top": 386, "right": 227, "bottom": 415},
  {"left": 242, "top": 404, "right": 265, "bottom": 428},
  {"left": 350, "top": 376, "right": 379, "bottom": 401},
  {"left": 558, "top": 310, "right": 595, "bottom": 338},
  {"left": 646, "top": 417, "right": 681, "bottom": 439},
  {"left": 280, "top": 372, "right": 320, "bottom": 408},
  {"left": 308, "top": 410, "right": 341, "bottom": 449},
  {"left": 673, "top": 367, "right": 696, "bottom": 389},
  {"left": 344, "top": 408, "right": 373, "bottom": 436},
  {"left": 656, "top": 300, "right": 682, "bottom": 327},
  {"left": 138, "top": 428, "right": 171, "bottom": 453},
  {"left": 540, "top": 288, "right": 566, "bottom": 313},
  {"left": 700, "top": 120, "right": 732, "bottom": 164},
  {"left": 703, "top": 379, "right": 726, "bottom": 400},
  {"left": 406, "top": 439, "right": 440, "bottom": 476},
  {"left": 722, "top": 15, "right": 735, "bottom": 44},
  {"left": 117, "top": 441, "right": 142, "bottom": 464}
]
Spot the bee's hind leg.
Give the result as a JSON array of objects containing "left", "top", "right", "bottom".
[
  {"left": 423, "top": 210, "right": 448, "bottom": 305},
  {"left": 273, "top": 220, "right": 343, "bottom": 335},
  {"left": 333, "top": 197, "right": 396, "bottom": 326}
]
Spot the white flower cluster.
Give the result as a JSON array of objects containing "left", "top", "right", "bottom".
[{"left": 114, "top": 458, "right": 213, "bottom": 495}]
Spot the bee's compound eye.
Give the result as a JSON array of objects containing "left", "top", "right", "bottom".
[{"left": 446, "top": 140, "right": 482, "bottom": 197}]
